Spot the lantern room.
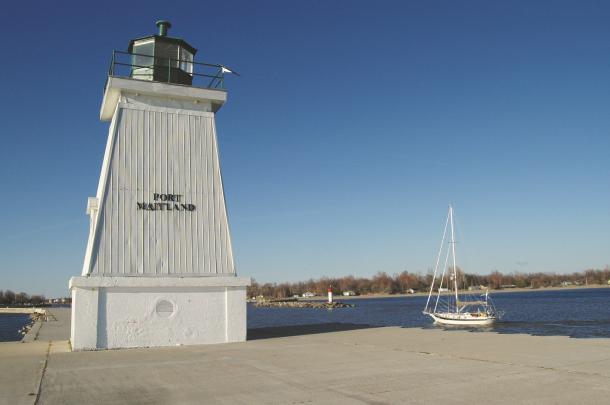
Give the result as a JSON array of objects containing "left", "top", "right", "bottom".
[{"left": 127, "top": 20, "right": 197, "bottom": 85}]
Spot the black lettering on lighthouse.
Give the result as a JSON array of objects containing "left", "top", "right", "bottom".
[{"left": 136, "top": 193, "right": 195, "bottom": 211}]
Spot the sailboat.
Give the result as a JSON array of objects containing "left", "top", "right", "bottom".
[{"left": 423, "top": 205, "right": 499, "bottom": 326}]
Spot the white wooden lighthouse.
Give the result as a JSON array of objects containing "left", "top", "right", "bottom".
[{"left": 70, "top": 21, "right": 250, "bottom": 350}]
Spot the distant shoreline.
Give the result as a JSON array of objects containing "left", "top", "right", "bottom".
[
  {"left": 0, "top": 307, "right": 45, "bottom": 314},
  {"left": 297, "top": 284, "right": 610, "bottom": 301}
]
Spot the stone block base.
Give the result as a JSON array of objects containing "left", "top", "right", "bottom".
[{"left": 69, "top": 276, "right": 250, "bottom": 351}]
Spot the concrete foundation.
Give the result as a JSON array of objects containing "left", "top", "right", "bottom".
[{"left": 70, "top": 276, "right": 249, "bottom": 350}]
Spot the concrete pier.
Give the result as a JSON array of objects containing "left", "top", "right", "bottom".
[{"left": 1, "top": 308, "right": 609, "bottom": 404}]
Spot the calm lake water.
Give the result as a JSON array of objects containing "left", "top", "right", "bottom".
[
  {"left": 2, "top": 289, "right": 608, "bottom": 341},
  {"left": 0, "top": 314, "right": 31, "bottom": 342},
  {"left": 248, "top": 288, "right": 610, "bottom": 338}
]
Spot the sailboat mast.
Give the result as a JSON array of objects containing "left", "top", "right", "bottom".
[
  {"left": 424, "top": 209, "right": 450, "bottom": 314},
  {"left": 449, "top": 205, "right": 459, "bottom": 312}
]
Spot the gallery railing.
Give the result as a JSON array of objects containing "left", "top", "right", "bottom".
[{"left": 107, "top": 50, "right": 234, "bottom": 90}]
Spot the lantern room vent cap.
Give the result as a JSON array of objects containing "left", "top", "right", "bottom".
[
  {"left": 156, "top": 20, "right": 172, "bottom": 36},
  {"left": 127, "top": 21, "right": 197, "bottom": 55}
]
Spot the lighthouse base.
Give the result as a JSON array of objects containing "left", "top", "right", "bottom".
[{"left": 69, "top": 276, "right": 250, "bottom": 351}]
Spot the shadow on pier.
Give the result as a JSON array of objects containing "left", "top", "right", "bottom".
[{"left": 247, "top": 322, "right": 374, "bottom": 340}]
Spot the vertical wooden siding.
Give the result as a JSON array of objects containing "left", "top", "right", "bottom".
[{"left": 87, "top": 103, "right": 235, "bottom": 275}]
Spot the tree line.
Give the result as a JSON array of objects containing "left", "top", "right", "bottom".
[
  {"left": 0, "top": 290, "right": 47, "bottom": 306},
  {"left": 247, "top": 267, "right": 610, "bottom": 298}
]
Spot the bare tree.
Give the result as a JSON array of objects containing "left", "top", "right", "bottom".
[{"left": 3, "top": 290, "right": 15, "bottom": 305}]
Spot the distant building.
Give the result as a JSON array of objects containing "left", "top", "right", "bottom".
[
  {"left": 302, "top": 292, "right": 316, "bottom": 298},
  {"left": 342, "top": 291, "right": 357, "bottom": 296},
  {"left": 48, "top": 298, "right": 69, "bottom": 304}
]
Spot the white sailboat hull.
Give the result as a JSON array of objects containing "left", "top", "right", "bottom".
[
  {"left": 428, "top": 312, "right": 496, "bottom": 326},
  {"left": 423, "top": 206, "right": 502, "bottom": 326}
]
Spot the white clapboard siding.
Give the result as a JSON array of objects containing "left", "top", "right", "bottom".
[{"left": 85, "top": 102, "right": 235, "bottom": 276}]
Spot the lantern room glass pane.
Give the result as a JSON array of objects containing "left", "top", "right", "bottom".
[
  {"left": 179, "top": 48, "right": 193, "bottom": 74},
  {"left": 132, "top": 40, "right": 155, "bottom": 67},
  {"left": 131, "top": 39, "right": 155, "bottom": 81}
]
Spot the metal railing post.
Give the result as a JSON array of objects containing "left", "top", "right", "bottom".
[
  {"left": 109, "top": 50, "right": 115, "bottom": 76},
  {"left": 168, "top": 57, "right": 171, "bottom": 83}
]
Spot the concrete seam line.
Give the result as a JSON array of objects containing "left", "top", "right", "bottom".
[
  {"left": 331, "top": 340, "right": 610, "bottom": 380},
  {"left": 33, "top": 321, "right": 43, "bottom": 341},
  {"left": 33, "top": 341, "right": 51, "bottom": 405}
]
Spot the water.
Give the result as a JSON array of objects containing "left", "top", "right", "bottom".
[
  {"left": 248, "top": 288, "right": 610, "bottom": 338},
  {"left": 0, "top": 314, "right": 32, "bottom": 342},
  {"left": 2, "top": 290, "right": 608, "bottom": 340}
]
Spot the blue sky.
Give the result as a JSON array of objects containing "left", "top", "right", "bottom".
[{"left": 1, "top": 1, "right": 609, "bottom": 297}]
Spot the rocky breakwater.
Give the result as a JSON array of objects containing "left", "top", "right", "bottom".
[{"left": 254, "top": 298, "right": 354, "bottom": 309}]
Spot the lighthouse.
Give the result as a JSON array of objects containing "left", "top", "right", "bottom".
[{"left": 69, "top": 21, "right": 250, "bottom": 350}]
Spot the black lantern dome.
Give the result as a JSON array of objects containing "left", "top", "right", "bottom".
[{"left": 127, "top": 20, "right": 197, "bottom": 86}]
